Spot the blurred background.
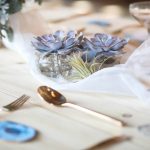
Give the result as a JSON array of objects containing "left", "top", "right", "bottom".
[
  {"left": 30, "top": 0, "right": 148, "bottom": 55},
  {"left": 40, "top": 0, "right": 148, "bottom": 18},
  {"left": 37, "top": 0, "right": 145, "bottom": 29},
  {"left": 3, "top": 0, "right": 147, "bottom": 49},
  {"left": 44, "top": 0, "right": 147, "bottom": 14}
]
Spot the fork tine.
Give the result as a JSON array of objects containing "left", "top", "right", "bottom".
[
  {"left": 11, "top": 96, "right": 30, "bottom": 108},
  {"left": 3, "top": 95, "right": 30, "bottom": 109},
  {"left": 3, "top": 95, "right": 27, "bottom": 108},
  {"left": 3, "top": 96, "right": 30, "bottom": 111}
]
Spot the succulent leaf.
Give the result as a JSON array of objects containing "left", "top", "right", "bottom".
[
  {"left": 32, "top": 30, "right": 83, "bottom": 55},
  {"left": 67, "top": 30, "right": 76, "bottom": 38},
  {"left": 54, "top": 30, "right": 65, "bottom": 40},
  {"left": 82, "top": 33, "right": 128, "bottom": 62}
]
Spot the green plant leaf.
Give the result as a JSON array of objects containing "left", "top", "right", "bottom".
[
  {"left": 35, "top": 0, "right": 42, "bottom": 4},
  {"left": 8, "top": 0, "right": 24, "bottom": 14},
  {"left": 6, "top": 27, "right": 14, "bottom": 41}
]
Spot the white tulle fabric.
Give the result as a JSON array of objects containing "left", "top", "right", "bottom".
[{"left": 2, "top": 11, "right": 150, "bottom": 104}]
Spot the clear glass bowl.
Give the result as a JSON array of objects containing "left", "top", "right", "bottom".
[{"left": 38, "top": 53, "right": 72, "bottom": 79}]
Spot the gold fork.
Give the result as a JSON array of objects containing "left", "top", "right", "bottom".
[{"left": 2, "top": 95, "right": 30, "bottom": 111}]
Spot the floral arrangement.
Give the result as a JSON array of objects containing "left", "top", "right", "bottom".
[
  {"left": 0, "top": 0, "right": 42, "bottom": 40},
  {"left": 32, "top": 30, "right": 128, "bottom": 81}
]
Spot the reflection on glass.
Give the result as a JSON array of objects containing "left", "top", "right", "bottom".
[{"left": 129, "top": 1, "right": 150, "bottom": 34}]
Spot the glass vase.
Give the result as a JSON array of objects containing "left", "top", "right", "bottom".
[{"left": 38, "top": 53, "right": 72, "bottom": 78}]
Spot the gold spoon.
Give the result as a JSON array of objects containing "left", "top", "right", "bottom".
[{"left": 38, "top": 86, "right": 126, "bottom": 127}]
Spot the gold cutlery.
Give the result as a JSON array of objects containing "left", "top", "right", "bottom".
[
  {"left": 87, "top": 135, "right": 131, "bottom": 150},
  {"left": 38, "top": 86, "right": 127, "bottom": 127},
  {"left": 2, "top": 94, "right": 30, "bottom": 111}
]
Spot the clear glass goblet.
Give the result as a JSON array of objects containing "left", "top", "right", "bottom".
[{"left": 129, "top": 1, "right": 150, "bottom": 35}]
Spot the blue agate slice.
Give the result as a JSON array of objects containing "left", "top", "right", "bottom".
[
  {"left": 88, "top": 20, "right": 111, "bottom": 27},
  {"left": 0, "top": 121, "right": 37, "bottom": 142}
]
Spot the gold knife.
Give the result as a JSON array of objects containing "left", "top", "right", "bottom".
[{"left": 87, "top": 135, "right": 131, "bottom": 150}]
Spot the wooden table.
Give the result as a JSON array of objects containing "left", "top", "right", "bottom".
[
  {"left": 0, "top": 1, "right": 150, "bottom": 149},
  {"left": 0, "top": 47, "right": 150, "bottom": 150}
]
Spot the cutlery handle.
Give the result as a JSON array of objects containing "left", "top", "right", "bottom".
[
  {"left": 87, "top": 135, "right": 131, "bottom": 150},
  {"left": 63, "top": 103, "right": 126, "bottom": 127}
]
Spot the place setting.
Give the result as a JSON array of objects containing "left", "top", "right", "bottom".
[
  {"left": 0, "top": 0, "right": 150, "bottom": 150},
  {"left": 0, "top": 88, "right": 132, "bottom": 150}
]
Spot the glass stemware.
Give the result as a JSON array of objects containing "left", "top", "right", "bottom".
[{"left": 129, "top": 1, "right": 150, "bottom": 35}]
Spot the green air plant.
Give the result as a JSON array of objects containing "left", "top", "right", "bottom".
[{"left": 69, "top": 53, "right": 111, "bottom": 80}]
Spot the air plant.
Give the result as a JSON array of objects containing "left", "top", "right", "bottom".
[{"left": 69, "top": 53, "right": 111, "bottom": 80}]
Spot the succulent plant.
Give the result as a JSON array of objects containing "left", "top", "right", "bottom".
[
  {"left": 82, "top": 33, "right": 128, "bottom": 62},
  {"left": 33, "top": 30, "right": 83, "bottom": 78},
  {"left": 33, "top": 31, "right": 128, "bottom": 80},
  {"left": 32, "top": 30, "right": 83, "bottom": 55}
]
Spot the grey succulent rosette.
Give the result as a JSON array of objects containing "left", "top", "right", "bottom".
[
  {"left": 32, "top": 30, "right": 83, "bottom": 56},
  {"left": 82, "top": 33, "right": 128, "bottom": 62}
]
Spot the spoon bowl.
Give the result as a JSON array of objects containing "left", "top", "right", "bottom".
[{"left": 38, "top": 86, "right": 66, "bottom": 105}]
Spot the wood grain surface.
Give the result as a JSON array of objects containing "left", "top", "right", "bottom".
[
  {"left": 0, "top": 48, "right": 150, "bottom": 150},
  {"left": 0, "top": 1, "right": 149, "bottom": 149}
]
